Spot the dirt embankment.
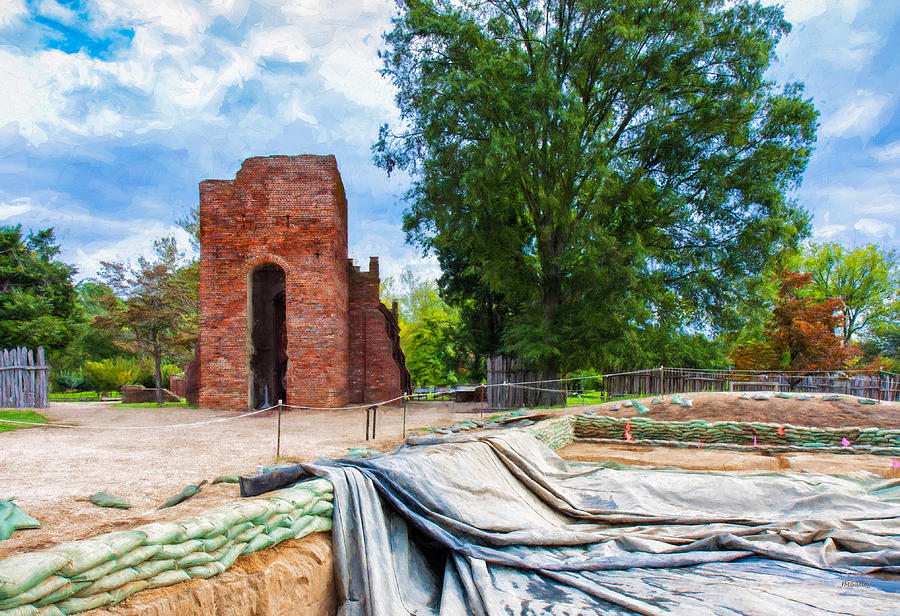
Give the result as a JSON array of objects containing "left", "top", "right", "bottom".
[
  {"left": 561, "top": 391, "right": 900, "bottom": 479},
  {"left": 574, "top": 391, "right": 900, "bottom": 429}
]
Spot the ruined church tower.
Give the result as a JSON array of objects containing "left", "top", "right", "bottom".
[{"left": 197, "top": 155, "right": 409, "bottom": 410}]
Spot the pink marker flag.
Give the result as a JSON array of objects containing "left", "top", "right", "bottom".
[
  {"left": 625, "top": 431, "right": 633, "bottom": 441},
  {"left": 625, "top": 422, "right": 631, "bottom": 432},
  {"left": 753, "top": 435, "right": 757, "bottom": 446},
  {"left": 778, "top": 426, "right": 784, "bottom": 436},
  {"left": 841, "top": 437, "right": 851, "bottom": 447},
  {"left": 893, "top": 458, "right": 899, "bottom": 469},
  {"left": 698, "top": 440, "right": 702, "bottom": 449}
]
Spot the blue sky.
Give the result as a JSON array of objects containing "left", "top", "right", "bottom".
[{"left": 0, "top": 0, "right": 898, "bottom": 282}]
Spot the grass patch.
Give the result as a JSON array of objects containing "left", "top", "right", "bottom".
[
  {"left": 113, "top": 401, "right": 189, "bottom": 409},
  {"left": 49, "top": 391, "right": 119, "bottom": 401},
  {"left": 567, "top": 391, "right": 608, "bottom": 405},
  {"left": 0, "top": 410, "right": 48, "bottom": 432}
]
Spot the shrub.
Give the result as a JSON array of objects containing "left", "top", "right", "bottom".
[
  {"left": 84, "top": 357, "right": 141, "bottom": 396},
  {"left": 136, "top": 359, "right": 182, "bottom": 388},
  {"left": 55, "top": 372, "right": 87, "bottom": 391}
]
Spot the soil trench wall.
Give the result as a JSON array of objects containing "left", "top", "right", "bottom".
[{"left": 88, "top": 533, "right": 335, "bottom": 616}]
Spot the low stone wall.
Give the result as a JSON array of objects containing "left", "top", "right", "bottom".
[
  {"left": 119, "top": 386, "right": 182, "bottom": 404},
  {"left": 0, "top": 480, "right": 333, "bottom": 615}
]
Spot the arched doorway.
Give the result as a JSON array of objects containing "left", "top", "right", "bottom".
[{"left": 249, "top": 264, "right": 287, "bottom": 408}]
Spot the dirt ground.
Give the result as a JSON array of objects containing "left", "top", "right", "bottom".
[{"left": 2, "top": 392, "right": 899, "bottom": 560}]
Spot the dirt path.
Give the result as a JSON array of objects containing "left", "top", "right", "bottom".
[{"left": 2, "top": 392, "right": 898, "bottom": 559}]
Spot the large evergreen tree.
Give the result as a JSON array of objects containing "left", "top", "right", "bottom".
[
  {"left": 0, "top": 225, "right": 80, "bottom": 356},
  {"left": 375, "top": 0, "right": 817, "bottom": 376}
]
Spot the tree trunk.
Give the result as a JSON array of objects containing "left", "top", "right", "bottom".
[{"left": 153, "top": 344, "right": 163, "bottom": 406}]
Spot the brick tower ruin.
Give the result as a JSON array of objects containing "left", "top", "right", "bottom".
[{"left": 197, "top": 155, "right": 410, "bottom": 410}]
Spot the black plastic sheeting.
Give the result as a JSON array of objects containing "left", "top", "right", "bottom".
[{"left": 301, "top": 430, "right": 900, "bottom": 615}]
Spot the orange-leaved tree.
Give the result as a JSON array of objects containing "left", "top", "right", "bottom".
[{"left": 731, "top": 270, "right": 855, "bottom": 372}]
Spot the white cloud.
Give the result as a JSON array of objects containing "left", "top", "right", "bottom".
[
  {"left": 0, "top": 1, "right": 399, "bottom": 148},
  {"left": 35, "top": 0, "right": 79, "bottom": 25},
  {"left": 769, "top": 0, "right": 869, "bottom": 24},
  {"left": 873, "top": 140, "right": 900, "bottom": 161},
  {"left": 853, "top": 217, "right": 895, "bottom": 239},
  {"left": 819, "top": 184, "right": 900, "bottom": 217},
  {"left": 0, "top": 0, "right": 27, "bottom": 26},
  {"left": 816, "top": 29, "right": 881, "bottom": 70},
  {"left": 0, "top": 197, "right": 33, "bottom": 220},
  {"left": 72, "top": 224, "right": 195, "bottom": 280},
  {"left": 819, "top": 90, "right": 892, "bottom": 139},
  {"left": 0, "top": 192, "right": 196, "bottom": 279},
  {"left": 779, "top": 0, "right": 828, "bottom": 23},
  {"left": 811, "top": 211, "right": 846, "bottom": 240}
]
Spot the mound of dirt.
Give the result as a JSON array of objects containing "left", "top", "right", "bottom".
[{"left": 580, "top": 391, "right": 900, "bottom": 429}]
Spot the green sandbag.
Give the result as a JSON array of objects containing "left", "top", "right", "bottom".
[
  {"left": 56, "top": 591, "right": 112, "bottom": 614},
  {"left": 0, "top": 575, "right": 67, "bottom": 610},
  {"left": 143, "top": 569, "right": 190, "bottom": 590},
  {"left": 0, "top": 497, "right": 41, "bottom": 541},
  {"left": 345, "top": 447, "right": 381, "bottom": 459},
  {"left": 74, "top": 492, "right": 132, "bottom": 510},
  {"left": 0, "top": 552, "right": 70, "bottom": 601},
  {"left": 634, "top": 402, "right": 649, "bottom": 415},
  {"left": 0, "top": 605, "right": 39, "bottom": 615},
  {"left": 858, "top": 397, "right": 878, "bottom": 405},
  {"left": 107, "top": 579, "right": 149, "bottom": 606},
  {"left": 157, "top": 480, "right": 208, "bottom": 510},
  {"left": 211, "top": 475, "right": 240, "bottom": 485}
]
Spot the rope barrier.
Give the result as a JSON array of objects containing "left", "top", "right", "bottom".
[
  {"left": 0, "top": 393, "right": 433, "bottom": 431},
  {"left": 0, "top": 404, "right": 281, "bottom": 430}
]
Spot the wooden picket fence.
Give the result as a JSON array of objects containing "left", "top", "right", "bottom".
[
  {"left": 486, "top": 356, "right": 566, "bottom": 409},
  {"left": 0, "top": 347, "right": 49, "bottom": 408},
  {"left": 598, "top": 368, "right": 900, "bottom": 402},
  {"left": 485, "top": 359, "right": 900, "bottom": 409}
]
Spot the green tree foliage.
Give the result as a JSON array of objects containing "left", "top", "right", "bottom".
[
  {"left": 802, "top": 243, "right": 899, "bottom": 342},
  {"left": 0, "top": 225, "right": 80, "bottom": 357},
  {"left": 384, "top": 269, "right": 473, "bottom": 386},
  {"left": 97, "top": 238, "right": 198, "bottom": 404},
  {"left": 375, "top": 0, "right": 816, "bottom": 376},
  {"left": 52, "top": 281, "right": 129, "bottom": 372}
]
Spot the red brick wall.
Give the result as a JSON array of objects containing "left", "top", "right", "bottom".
[
  {"left": 199, "top": 155, "right": 350, "bottom": 410},
  {"left": 348, "top": 258, "right": 406, "bottom": 404}
]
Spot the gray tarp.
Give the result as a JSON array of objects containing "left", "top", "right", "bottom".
[{"left": 306, "top": 430, "right": 900, "bottom": 615}]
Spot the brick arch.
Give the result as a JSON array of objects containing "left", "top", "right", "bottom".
[{"left": 243, "top": 253, "right": 293, "bottom": 276}]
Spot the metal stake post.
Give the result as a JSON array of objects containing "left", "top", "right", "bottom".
[
  {"left": 276, "top": 399, "right": 283, "bottom": 460},
  {"left": 366, "top": 405, "right": 378, "bottom": 440},
  {"left": 402, "top": 394, "right": 407, "bottom": 439}
]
